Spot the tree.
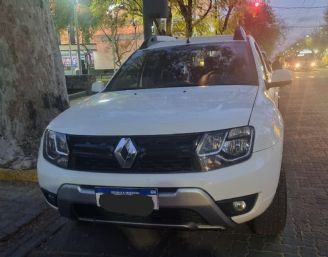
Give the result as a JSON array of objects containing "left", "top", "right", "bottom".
[
  {"left": 172, "top": 0, "right": 213, "bottom": 37},
  {"left": 50, "top": 0, "right": 74, "bottom": 33},
  {"left": 215, "top": 0, "right": 245, "bottom": 34},
  {"left": 241, "top": 3, "right": 283, "bottom": 54},
  {"left": 50, "top": 0, "right": 95, "bottom": 44},
  {"left": 318, "top": 8, "right": 328, "bottom": 50},
  {"left": 0, "top": 0, "right": 69, "bottom": 169},
  {"left": 325, "top": 8, "right": 328, "bottom": 27},
  {"left": 90, "top": 0, "right": 139, "bottom": 67}
]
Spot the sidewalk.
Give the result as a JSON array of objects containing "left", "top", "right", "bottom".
[
  {"left": 0, "top": 180, "right": 67, "bottom": 257},
  {"left": 0, "top": 94, "right": 84, "bottom": 255},
  {"left": 0, "top": 180, "right": 47, "bottom": 241}
]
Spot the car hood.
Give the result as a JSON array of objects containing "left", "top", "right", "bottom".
[{"left": 49, "top": 86, "right": 258, "bottom": 135}]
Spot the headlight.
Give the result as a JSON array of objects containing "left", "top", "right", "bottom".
[
  {"left": 196, "top": 126, "right": 254, "bottom": 171},
  {"left": 43, "top": 129, "right": 69, "bottom": 168},
  {"left": 295, "top": 63, "right": 301, "bottom": 68}
]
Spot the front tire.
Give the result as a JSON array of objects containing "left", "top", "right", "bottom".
[{"left": 250, "top": 168, "right": 287, "bottom": 236}]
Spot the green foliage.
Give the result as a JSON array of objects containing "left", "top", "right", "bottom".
[
  {"left": 79, "top": 4, "right": 96, "bottom": 44},
  {"left": 193, "top": 15, "right": 216, "bottom": 36},
  {"left": 171, "top": 0, "right": 213, "bottom": 37},
  {"left": 51, "top": 0, "right": 74, "bottom": 32},
  {"left": 50, "top": 0, "right": 96, "bottom": 43},
  {"left": 90, "top": 0, "right": 138, "bottom": 66}
]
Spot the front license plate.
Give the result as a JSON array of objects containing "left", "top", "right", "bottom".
[{"left": 95, "top": 188, "right": 159, "bottom": 216}]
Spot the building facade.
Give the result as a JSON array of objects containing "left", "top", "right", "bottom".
[{"left": 59, "top": 24, "right": 144, "bottom": 75}]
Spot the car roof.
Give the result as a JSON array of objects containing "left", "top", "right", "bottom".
[{"left": 146, "top": 35, "right": 240, "bottom": 50}]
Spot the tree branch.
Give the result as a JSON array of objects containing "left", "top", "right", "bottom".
[
  {"left": 176, "top": 0, "right": 188, "bottom": 19},
  {"left": 192, "top": 0, "right": 213, "bottom": 27},
  {"left": 219, "top": 4, "right": 234, "bottom": 34},
  {"left": 100, "top": 26, "right": 112, "bottom": 42}
]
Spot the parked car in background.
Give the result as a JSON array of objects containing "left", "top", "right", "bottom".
[{"left": 291, "top": 53, "right": 318, "bottom": 71}]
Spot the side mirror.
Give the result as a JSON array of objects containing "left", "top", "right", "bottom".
[
  {"left": 91, "top": 81, "right": 105, "bottom": 93},
  {"left": 266, "top": 69, "right": 292, "bottom": 89}
]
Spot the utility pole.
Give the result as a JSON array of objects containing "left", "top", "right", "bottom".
[
  {"left": 142, "top": 0, "right": 168, "bottom": 40},
  {"left": 142, "top": 9, "right": 152, "bottom": 40},
  {"left": 74, "top": 0, "right": 82, "bottom": 75}
]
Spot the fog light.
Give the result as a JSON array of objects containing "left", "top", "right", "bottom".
[
  {"left": 232, "top": 201, "right": 247, "bottom": 212},
  {"left": 216, "top": 194, "right": 257, "bottom": 217}
]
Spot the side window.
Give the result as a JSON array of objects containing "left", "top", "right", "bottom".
[
  {"left": 254, "top": 43, "right": 269, "bottom": 80},
  {"left": 109, "top": 52, "right": 144, "bottom": 91}
]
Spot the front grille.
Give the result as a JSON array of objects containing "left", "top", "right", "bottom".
[
  {"left": 73, "top": 204, "right": 208, "bottom": 225},
  {"left": 67, "top": 133, "right": 202, "bottom": 173}
]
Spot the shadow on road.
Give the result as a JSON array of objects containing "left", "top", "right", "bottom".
[{"left": 30, "top": 218, "right": 290, "bottom": 257}]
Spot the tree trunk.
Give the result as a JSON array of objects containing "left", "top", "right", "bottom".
[
  {"left": 0, "top": 0, "right": 69, "bottom": 169},
  {"left": 185, "top": 16, "right": 193, "bottom": 38},
  {"left": 166, "top": 6, "right": 173, "bottom": 36},
  {"left": 176, "top": 0, "right": 193, "bottom": 38},
  {"left": 186, "top": 0, "right": 193, "bottom": 38}
]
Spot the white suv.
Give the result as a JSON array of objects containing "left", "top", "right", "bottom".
[{"left": 37, "top": 27, "right": 291, "bottom": 235}]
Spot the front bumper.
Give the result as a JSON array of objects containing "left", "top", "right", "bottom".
[
  {"left": 52, "top": 185, "right": 238, "bottom": 229},
  {"left": 38, "top": 141, "right": 283, "bottom": 227}
]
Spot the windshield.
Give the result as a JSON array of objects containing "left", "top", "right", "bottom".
[{"left": 106, "top": 42, "right": 258, "bottom": 92}]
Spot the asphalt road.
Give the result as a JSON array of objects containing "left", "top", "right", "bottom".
[{"left": 28, "top": 69, "right": 328, "bottom": 257}]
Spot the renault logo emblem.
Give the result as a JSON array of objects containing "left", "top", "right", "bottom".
[{"left": 114, "top": 138, "right": 138, "bottom": 168}]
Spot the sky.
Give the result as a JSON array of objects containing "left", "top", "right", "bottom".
[{"left": 270, "top": 0, "right": 327, "bottom": 52}]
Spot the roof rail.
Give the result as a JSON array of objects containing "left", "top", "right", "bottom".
[
  {"left": 233, "top": 26, "right": 247, "bottom": 41},
  {"left": 139, "top": 35, "right": 177, "bottom": 49}
]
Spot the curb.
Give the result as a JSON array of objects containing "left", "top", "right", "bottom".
[{"left": 0, "top": 169, "right": 37, "bottom": 182}]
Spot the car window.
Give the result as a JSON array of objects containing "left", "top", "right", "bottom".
[
  {"left": 108, "top": 52, "right": 145, "bottom": 90},
  {"left": 106, "top": 42, "right": 258, "bottom": 92}
]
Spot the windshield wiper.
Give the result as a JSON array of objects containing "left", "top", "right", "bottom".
[
  {"left": 108, "top": 82, "right": 199, "bottom": 92},
  {"left": 108, "top": 87, "right": 140, "bottom": 92}
]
